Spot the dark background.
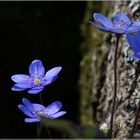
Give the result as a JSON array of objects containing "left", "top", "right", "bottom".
[{"left": 0, "top": 2, "right": 86, "bottom": 138}]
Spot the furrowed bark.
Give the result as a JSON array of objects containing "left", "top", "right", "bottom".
[{"left": 79, "top": 1, "right": 140, "bottom": 138}]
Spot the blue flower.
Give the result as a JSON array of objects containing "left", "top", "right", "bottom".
[
  {"left": 89, "top": 13, "right": 140, "bottom": 34},
  {"left": 126, "top": 31, "right": 140, "bottom": 60},
  {"left": 11, "top": 59, "right": 62, "bottom": 94},
  {"left": 18, "top": 98, "right": 66, "bottom": 123}
]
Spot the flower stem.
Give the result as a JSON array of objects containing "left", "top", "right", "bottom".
[
  {"left": 36, "top": 122, "right": 41, "bottom": 139},
  {"left": 39, "top": 93, "right": 43, "bottom": 105},
  {"left": 129, "top": 100, "right": 140, "bottom": 138},
  {"left": 36, "top": 94, "right": 43, "bottom": 139},
  {"left": 38, "top": 93, "right": 52, "bottom": 138},
  {"left": 109, "top": 35, "right": 120, "bottom": 138}
]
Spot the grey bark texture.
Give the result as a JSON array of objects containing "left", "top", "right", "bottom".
[{"left": 79, "top": 1, "right": 140, "bottom": 138}]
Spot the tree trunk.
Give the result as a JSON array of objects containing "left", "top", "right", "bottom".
[{"left": 79, "top": 1, "right": 140, "bottom": 138}]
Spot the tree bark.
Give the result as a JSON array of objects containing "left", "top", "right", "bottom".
[{"left": 79, "top": 1, "right": 140, "bottom": 138}]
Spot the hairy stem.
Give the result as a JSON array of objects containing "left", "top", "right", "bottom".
[
  {"left": 129, "top": 100, "right": 140, "bottom": 138},
  {"left": 109, "top": 35, "right": 120, "bottom": 138}
]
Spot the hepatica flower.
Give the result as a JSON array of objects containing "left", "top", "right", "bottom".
[
  {"left": 126, "top": 31, "right": 140, "bottom": 60},
  {"left": 11, "top": 59, "right": 62, "bottom": 94},
  {"left": 18, "top": 98, "right": 66, "bottom": 123},
  {"left": 89, "top": 13, "right": 140, "bottom": 34}
]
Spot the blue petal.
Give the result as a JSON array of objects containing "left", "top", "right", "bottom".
[
  {"left": 33, "top": 103, "right": 46, "bottom": 112},
  {"left": 89, "top": 21, "right": 110, "bottom": 32},
  {"left": 11, "top": 74, "right": 30, "bottom": 84},
  {"left": 29, "top": 59, "right": 45, "bottom": 78},
  {"left": 133, "top": 52, "right": 140, "bottom": 60},
  {"left": 93, "top": 13, "right": 113, "bottom": 28},
  {"left": 12, "top": 83, "right": 32, "bottom": 89},
  {"left": 22, "top": 98, "right": 35, "bottom": 112},
  {"left": 11, "top": 86, "right": 25, "bottom": 91},
  {"left": 113, "top": 13, "right": 131, "bottom": 27},
  {"left": 126, "top": 21, "right": 140, "bottom": 33},
  {"left": 135, "top": 30, "right": 140, "bottom": 47},
  {"left": 45, "top": 101, "right": 62, "bottom": 115},
  {"left": 89, "top": 21, "right": 125, "bottom": 34},
  {"left": 126, "top": 33, "right": 140, "bottom": 52},
  {"left": 18, "top": 104, "right": 34, "bottom": 117},
  {"left": 25, "top": 118, "right": 40, "bottom": 123},
  {"left": 27, "top": 86, "right": 44, "bottom": 94},
  {"left": 41, "top": 76, "right": 58, "bottom": 87},
  {"left": 42, "top": 67, "right": 62, "bottom": 86},
  {"left": 47, "top": 111, "right": 66, "bottom": 119}
]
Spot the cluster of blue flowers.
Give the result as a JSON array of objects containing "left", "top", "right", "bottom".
[{"left": 11, "top": 59, "right": 66, "bottom": 123}]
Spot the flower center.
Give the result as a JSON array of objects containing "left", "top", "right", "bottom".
[
  {"left": 117, "top": 20, "right": 125, "bottom": 28},
  {"left": 34, "top": 79, "right": 41, "bottom": 85},
  {"left": 113, "top": 19, "right": 127, "bottom": 33},
  {"left": 113, "top": 19, "right": 126, "bottom": 31},
  {"left": 37, "top": 111, "right": 44, "bottom": 116}
]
